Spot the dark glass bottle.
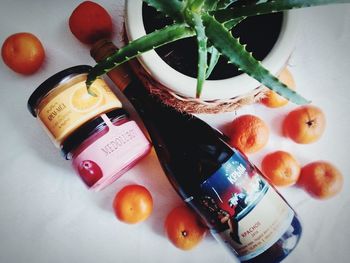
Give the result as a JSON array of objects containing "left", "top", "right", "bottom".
[{"left": 90, "top": 40, "right": 302, "bottom": 263}]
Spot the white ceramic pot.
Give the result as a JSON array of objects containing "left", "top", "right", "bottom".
[{"left": 125, "top": 0, "right": 300, "bottom": 101}]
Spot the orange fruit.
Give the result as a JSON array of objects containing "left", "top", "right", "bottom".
[
  {"left": 283, "top": 105, "right": 326, "bottom": 144},
  {"left": 69, "top": 1, "right": 113, "bottom": 45},
  {"left": 113, "top": 185, "right": 153, "bottom": 224},
  {"left": 1, "top": 32, "right": 45, "bottom": 75},
  {"left": 261, "top": 151, "right": 301, "bottom": 187},
  {"left": 165, "top": 205, "right": 207, "bottom": 250},
  {"left": 229, "top": 114, "right": 269, "bottom": 154},
  {"left": 298, "top": 161, "right": 343, "bottom": 199},
  {"left": 261, "top": 68, "right": 295, "bottom": 108}
]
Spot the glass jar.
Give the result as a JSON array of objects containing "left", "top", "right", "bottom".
[
  {"left": 27, "top": 65, "right": 122, "bottom": 147},
  {"left": 61, "top": 109, "right": 151, "bottom": 191}
]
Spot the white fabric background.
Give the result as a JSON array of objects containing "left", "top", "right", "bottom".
[{"left": 0, "top": 1, "right": 349, "bottom": 263}]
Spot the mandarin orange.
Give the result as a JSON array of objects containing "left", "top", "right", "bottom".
[
  {"left": 229, "top": 114, "right": 269, "bottom": 154},
  {"left": 261, "top": 150, "right": 301, "bottom": 187},
  {"left": 298, "top": 161, "right": 343, "bottom": 199},
  {"left": 165, "top": 205, "right": 207, "bottom": 250},
  {"left": 283, "top": 105, "right": 326, "bottom": 144},
  {"left": 261, "top": 68, "right": 296, "bottom": 108},
  {"left": 113, "top": 185, "right": 153, "bottom": 224},
  {"left": 1, "top": 32, "right": 45, "bottom": 74}
]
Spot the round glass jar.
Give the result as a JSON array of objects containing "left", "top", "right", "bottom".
[
  {"left": 61, "top": 109, "right": 151, "bottom": 191},
  {"left": 27, "top": 65, "right": 122, "bottom": 147}
]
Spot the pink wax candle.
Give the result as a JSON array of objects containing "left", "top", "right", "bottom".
[{"left": 61, "top": 109, "right": 151, "bottom": 191}]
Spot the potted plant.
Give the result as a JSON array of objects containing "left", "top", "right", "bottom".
[
  {"left": 86, "top": 0, "right": 349, "bottom": 112},
  {"left": 125, "top": 0, "right": 299, "bottom": 102}
]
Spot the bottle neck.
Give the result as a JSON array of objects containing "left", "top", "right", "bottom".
[
  {"left": 90, "top": 39, "right": 132, "bottom": 92},
  {"left": 90, "top": 38, "right": 232, "bottom": 150}
]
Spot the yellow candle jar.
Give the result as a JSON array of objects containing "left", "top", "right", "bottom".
[{"left": 28, "top": 65, "right": 122, "bottom": 147}]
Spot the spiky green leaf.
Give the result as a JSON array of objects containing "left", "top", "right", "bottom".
[
  {"left": 144, "top": 0, "right": 185, "bottom": 22},
  {"left": 187, "top": 0, "right": 205, "bottom": 11},
  {"left": 190, "top": 12, "right": 208, "bottom": 98},
  {"left": 202, "top": 13, "right": 310, "bottom": 105},
  {"left": 206, "top": 47, "right": 220, "bottom": 79},
  {"left": 223, "top": 16, "right": 246, "bottom": 29},
  {"left": 214, "top": 0, "right": 350, "bottom": 22},
  {"left": 217, "top": 0, "right": 239, "bottom": 9},
  {"left": 86, "top": 24, "right": 195, "bottom": 88},
  {"left": 206, "top": 17, "right": 245, "bottom": 79},
  {"left": 204, "top": 0, "right": 219, "bottom": 10}
]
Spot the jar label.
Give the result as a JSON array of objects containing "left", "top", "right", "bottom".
[
  {"left": 199, "top": 151, "right": 294, "bottom": 261},
  {"left": 72, "top": 119, "right": 150, "bottom": 191},
  {"left": 38, "top": 78, "right": 122, "bottom": 145}
]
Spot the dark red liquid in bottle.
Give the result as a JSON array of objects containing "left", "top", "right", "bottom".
[
  {"left": 123, "top": 80, "right": 302, "bottom": 263},
  {"left": 90, "top": 41, "right": 302, "bottom": 262}
]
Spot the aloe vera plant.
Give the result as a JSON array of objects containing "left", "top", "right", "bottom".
[{"left": 87, "top": 0, "right": 350, "bottom": 104}]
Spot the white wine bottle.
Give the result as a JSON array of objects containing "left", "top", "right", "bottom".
[{"left": 90, "top": 40, "right": 302, "bottom": 262}]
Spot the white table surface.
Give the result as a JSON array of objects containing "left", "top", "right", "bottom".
[{"left": 1, "top": 1, "right": 350, "bottom": 263}]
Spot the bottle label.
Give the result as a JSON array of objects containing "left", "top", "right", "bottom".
[{"left": 199, "top": 151, "right": 294, "bottom": 261}]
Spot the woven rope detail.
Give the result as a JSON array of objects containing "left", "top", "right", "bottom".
[{"left": 129, "top": 60, "right": 267, "bottom": 114}]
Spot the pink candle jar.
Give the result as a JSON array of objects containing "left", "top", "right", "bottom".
[{"left": 61, "top": 109, "right": 151, "bottom": 191}]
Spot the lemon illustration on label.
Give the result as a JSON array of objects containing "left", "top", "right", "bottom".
[{"left": 70, "top": 83, "right": 103, "bottom": 112}]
